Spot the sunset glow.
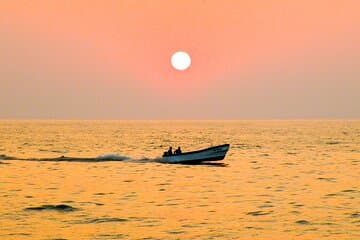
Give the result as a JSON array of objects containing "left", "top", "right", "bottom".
[{"left": 0, "top": 1, "right": 359, "bottom": 119}]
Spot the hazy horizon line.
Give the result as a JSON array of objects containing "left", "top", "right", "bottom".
[{"left": 0, "top": 118, "right": 359, "bottom": 121}]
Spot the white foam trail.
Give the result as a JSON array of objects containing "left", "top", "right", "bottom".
[{"left": 96, "top": 154, "right": 131, "bottom": 161}]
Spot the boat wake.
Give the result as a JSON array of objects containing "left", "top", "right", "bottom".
[{"left": 0, "top": 153, "right": 163, "bottom": 163}]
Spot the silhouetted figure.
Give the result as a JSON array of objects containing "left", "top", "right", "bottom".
[
  {"left": 167, "top": 146, "right": 173, "bottom": 156},
  {"left": 174, "top": 146, "right": 182, "bottom": 155}
]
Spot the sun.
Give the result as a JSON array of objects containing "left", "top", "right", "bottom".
[{"left": 171, "top": 51, "right": 191, "bottom": 71}]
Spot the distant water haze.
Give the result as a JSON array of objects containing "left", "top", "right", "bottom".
[{"left": 0, "top": 120, "right": 359, "bottom": 239}]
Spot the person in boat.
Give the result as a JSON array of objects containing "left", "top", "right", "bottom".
[
  {"left": 174, "top": 146, "right": 182, "bottom": 155},
  {"left": 167, "top": 146, "right": 173, "bottom": 156}
]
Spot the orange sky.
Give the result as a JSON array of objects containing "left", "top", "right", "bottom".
[{"left": 1, "top": 0, "right": 359, "bottom": 119}]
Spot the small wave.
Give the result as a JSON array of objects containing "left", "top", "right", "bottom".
[
  {"left": 24, "top": 204, "right": 77, "bottom": 212},
  {"left": 326, "top": 141, "right": 341, "bottom": 145},
  {"left": 246, "top": 210, "right": 273, "bottom": 216},
  {"left": 0, "top": 154, "right": 18, "bottom": 160},
  {"left": 83, "top": 217, "right": 129, "bottom": 224},
  {"left": 296, "top": 220, "right": 312, "bottom": 225}
]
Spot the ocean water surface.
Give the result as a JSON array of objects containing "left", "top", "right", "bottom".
[{"left": 0, "top": 120, "right": 359, "bottom": 239}]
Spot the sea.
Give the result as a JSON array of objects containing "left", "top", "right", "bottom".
[{"left": 0, "top": 120, "right": 359, "bottom": 239}]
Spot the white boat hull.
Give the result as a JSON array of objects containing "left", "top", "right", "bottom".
[{"left": 163, "top": 144, "right": 230, "bottom": 164}]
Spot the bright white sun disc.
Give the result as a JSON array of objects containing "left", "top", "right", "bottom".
[{"left": 171, "top": 51, "right": 191, "bottom": 71}]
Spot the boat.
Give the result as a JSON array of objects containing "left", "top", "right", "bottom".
[{"left": 162, "top": 144, "right": 230, "bottom": 164}]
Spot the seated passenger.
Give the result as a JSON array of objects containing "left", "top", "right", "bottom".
[
  {"left": 176, "top": 146, "right": 182, "bottom": 155},
  {"left": 167, "top": 146, "right": 173, "bottom": 156}
]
